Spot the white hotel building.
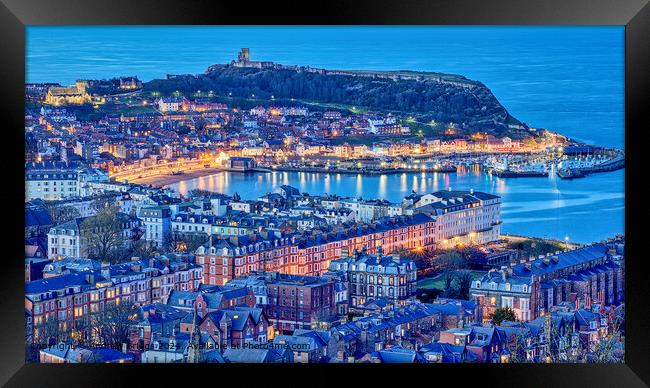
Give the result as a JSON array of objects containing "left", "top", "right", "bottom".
[
  {"left": 403, "top": 189, "right": 502, "bottom": 246},
  {"left": 25, "top": 162, "right": 109, "bottom": 201}
]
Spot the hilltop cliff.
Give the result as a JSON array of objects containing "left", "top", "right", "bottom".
[{"left": 144, "top": 62, "right": 529, "bottom": 138}]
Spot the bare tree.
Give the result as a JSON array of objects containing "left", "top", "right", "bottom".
[
  {"left": 89, "top": 301, "right": 138, "bottom": 349},
  {"left": 81, "top": 204, "right": 126, "bottom": 263},
  {"left": 44, "top": 203, "right": 81, "bottom": 225},
  {"left": 91, "top": 195, "right": 117, "bottom": 213},
  {"left": 592, "top": 318, "right": 625, "bottom": 363},
  {"left": 132, "top": 238, "right": 158, "bottom": 258},
  {"left": 32, "top": 315, "right": 72, "bottom": 347}
]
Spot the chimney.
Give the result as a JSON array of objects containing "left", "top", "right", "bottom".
[
  {"left": 470, "top": 188, "right": 474, "bottom": 194},
  {"left": 160, "top": 256, "right": 170, "bottom": 267},
  {"left": 101, "top": 261, "right": 110, "bottom": 279}
]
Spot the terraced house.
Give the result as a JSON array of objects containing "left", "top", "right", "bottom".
[
  {"left": 25, "top": 257, "right": 202, "bottom": 342},
  {"left": 329, "top": 301, "right": 440, "bottom": 358},
  {"left": 195, "top": 214, "right": 437, "bottom": 282},
  {"left": 470, "top": 243, "right": 624, "bottom": 322}
]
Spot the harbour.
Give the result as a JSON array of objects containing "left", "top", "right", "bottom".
[{"left": 167, "top": 167, "right": 624, "bottom": 244}]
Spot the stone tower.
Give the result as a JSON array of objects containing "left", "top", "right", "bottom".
[
  {"left": 186, "top": 306, "right": 204, "bottom": 363},
  {"left": 238, "top": 48, "right": 250, "bottom": 63}
]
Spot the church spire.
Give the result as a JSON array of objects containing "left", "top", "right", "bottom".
[{"left": 187, "top": 305, "right": 204, "bottom": 363}]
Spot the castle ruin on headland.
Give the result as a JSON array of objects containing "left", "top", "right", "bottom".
[{"left": 220, "top": 48, "right": 476, "bottom": 89}]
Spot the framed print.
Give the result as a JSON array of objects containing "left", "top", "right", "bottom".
[{"left": 1, "top": 0, "right": 648, "bottom": 386}]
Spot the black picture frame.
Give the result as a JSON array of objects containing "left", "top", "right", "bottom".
[{"left": 1, "top": 0, "right": 648, "bottom": 386}]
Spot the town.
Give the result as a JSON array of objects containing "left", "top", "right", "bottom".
[
  {"left": 24, "top": 49, "right": 625, "bottom": 364},
  {"left": 25, "top": 177, "right": 625, "bottom": 363},
  {"left": 26, "top": 49, "right": 624, "bottom": 189}
]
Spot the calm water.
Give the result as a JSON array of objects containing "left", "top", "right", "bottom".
[
  {"left": 168, "top": 168, "right": 624, "bottom": 244},
  {"left": 26, "top": 26, "right": 625, "bottom": 243}
]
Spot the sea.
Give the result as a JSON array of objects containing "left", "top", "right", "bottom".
[{"left": 26, "top": 26, "right": 625, "bottom": 243}]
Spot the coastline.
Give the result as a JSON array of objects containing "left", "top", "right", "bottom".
[
  {"left": 266, "top": 166, "right": 458, "bottom": 175},
  {"left": 121, "top": 167, "right": 225, "bottom": 187},
  {"left": 132, "top": 160, "right": 625, "bottom": 189}
]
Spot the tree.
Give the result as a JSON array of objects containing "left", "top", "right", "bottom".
[
  {"left": 507, "top": 331, "right": 531, "bottom": 363},
  {"left": 32, "top": 315, "right": 70, "bottom": 347},
  {"left": 490, "top": 307, "right": 517, "bottom": 326},
  {"left": 131, "top": 238, "right": 158, "bottom": 258},
  {"left": 188, "top": 188, "right": 216, "bottom": 197},
  {"left": 436, "top": 251, "right": 468, "bottom": 272},
  {"left": 163, "top": 231, "right": 209, "bottom": 255},
  {"left": 591, "top": 319, "right": 625, "bottom": 363},
  {"left": 81, "top": 204, "right": 127, "bottom": 263},
  {"left": 91, "top": 195, "right": 118, "bottom": 213},
  {"left": 89, "top": 301, "right": 139, "bottom": 348},
  {"left": 456, "top": 270, "right": 474, "bottom": 300},
  {"left": 442, "top": 272, "right": 455, "bottom": 297},
  {"left": 44, "top": 203, "right": 81, "bottom": 226}
]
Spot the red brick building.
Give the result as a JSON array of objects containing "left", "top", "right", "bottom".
[
  {"left": 195, "top": 214, "right": 436, "bottom": 284},
  {"left": 263, "top": 273, "right": 336, "bottom": 333},
  {"left": 25, "top": 257, "right": 202, "bottom": 343},
  {"left": 191, "top": 306, "right": 273, "bottom": 349}
]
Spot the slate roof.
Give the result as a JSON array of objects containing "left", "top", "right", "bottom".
[
  {"left": 333, "top": 302, "right": 437, "bottom": 339},
  {"left": 419, "top": 342, "right": 466, "bottom": 363},
  {"left": 222, "top": 347, "right": 288, "bottom": 363},
  {"left": 25, "top": 273, "right": 90, "bottom": 295},
  {"left": 40, "top": 343, "right": 134, "bottom": 363},
  {"left": 329, "top": 251, "right": 416, "bottom": 275},
  {"left": 298, "top": 213, "right": 434, "bottom": 249},
  {"left": 25, "top": 207, "right": 53, "bottom": 228},
  {"left": 292, "top": 329, "right": 331, "bottom": 347},
  {"left": 512, "top": 244, "right": 609, "bottom": 277}
]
